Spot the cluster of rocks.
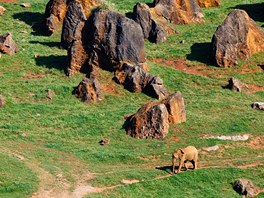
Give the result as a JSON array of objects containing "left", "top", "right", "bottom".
[
  {"left": 39, "top": 0, "right": 263, "bottom": 140},
  {"left": 125, "top": 92, "right": 186, "bottom": 139}
]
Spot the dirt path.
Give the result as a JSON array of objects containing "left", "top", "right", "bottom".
[{"left": 0, "top": 143, "right": 96, "bottom": 198}]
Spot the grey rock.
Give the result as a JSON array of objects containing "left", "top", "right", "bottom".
[
  {"left": 115, "top": 63, "right": 168, "bottom": 99},
  {"left": 202, "top": 145, "right": 220, "bottom": 152},
  {"left": 61, "top": 1, "right": 87, "bottom": 49},
  {"left": 252, "top": 102, "right": 264, "bottom": 110},
  {"left": 233, "top": 178, "right": 256, "bottom": 197},
  {"left": 212, "top": 10, "right": 264, "bottom": 67},
  {"left": 133, "top": 2, "right": 167, "bottom": 43}
]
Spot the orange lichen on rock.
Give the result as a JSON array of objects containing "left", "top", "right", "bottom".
[{"left": 153, "top": 0, "right": 204, "bottom": 24}]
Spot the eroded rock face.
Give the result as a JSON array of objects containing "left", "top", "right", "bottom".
[
  {"left": 233, "top": 179, "right": 256, "bottom": 197},
  {"left": 0, "top": 33, "right": 18, "bottom": 55},
  {"left": 153, "top": 0, "right": 204, "bottom": 24},
  {"left": 86, "top": 10, "right": 146, "bottom": 71},
  {"left": 133, "top": 2, "right": 167, "bottom": 43},
  {"left": 63, "top": 9, "right": 147, "bottom": 77},
  {"left": 44, "top": 0, "right": 100, "bottom": 35},
  {"left": 125, "top": 102, "right": 169, "bottom": 139},
  {"left": 162, "top": 92, "right": 186, "bottom": 124},
  {"left": 125, "top": 92, "right": 186, "bottom": 139},
  {"left": 74, "top": 77, "right": 102, "bottom": 102},
  {"left": 115, "top": 63, "right": 167, "bottom": 99},
  {"left": 212, "top": 9, "right": 264, "bottom": 67},
  {"left": 196, "top": 0, "right": 220, "bottom": 8},
  {"left": 44, "top": 0, "right": 68, "bottom": 35}
]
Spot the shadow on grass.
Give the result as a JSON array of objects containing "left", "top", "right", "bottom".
[
  {"left": 234, "top": 3, "right": 264, "bottom": 22},
  {"left": 35, "top": 55, "right": 67, "bottom": 71},
  {"left": 30, "top": 41, "right": 62, "bottom": 48},
  {"left": 156, "top": 165, "right": 173, "bottom": 174},
  {"left": 13, "top": 12, "right": 47, "bottom": 36},
  {"left": 186, "top": 42, "right": 214, "bottom": 65}
]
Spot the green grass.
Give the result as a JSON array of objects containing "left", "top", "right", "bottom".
[{"left": 0, "top": 0, "right": 263, "bottom": 197}]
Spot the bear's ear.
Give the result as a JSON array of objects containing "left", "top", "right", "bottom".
[{"left": 180, "top": 149, "right": 184, "bottom": 154}]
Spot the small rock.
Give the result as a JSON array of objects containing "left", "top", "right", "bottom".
[
  {"left": 20, "top": 30, "right": 28, "bottom": 34},
  {"left": 99, "top": 139, "right": 110, "bottom": 146},
  {"left": 251, "top": 102, "right": 264, "bottom": 111},
  {"left": 225, "top": 77, "right": 246, "bottom": 92},
  {"left": 233, "top": 178, "right": 256, "bottom": 197},
  {"left": 0, "top": 95, "right": 5, "bottom": 107},
  {"left": 36, "top": 113, "right": 41, "bottom": 117},
  {"left": 205, "top": 135, "right": 249, "bottom": 141},
  {"left": 34, "top": 54, "right": 39, "bottom": 58},
  {"left": 46, "top": 89, "right": 53, "bottom": 100},
  {"left": 21, "top": 3, "right": 31, "bottom": 7},
  {"left": 74, "top": 77, "right": 103, "bottom": 103},
  {"left": 180, "top": 40, "right": 185, "bottom": 44},
  {"left": 0, "top": 33, "right": 19, "bottom": 55},
  {"left": 202, "top": 145, "right": 219, "bottom": 152},
  {"left": 0, "top": 6, "right": 6, "bottom": 15}
]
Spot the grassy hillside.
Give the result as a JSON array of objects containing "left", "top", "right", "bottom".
[{"left": 0, "top": 0, "right": 263, "bottom": 197}]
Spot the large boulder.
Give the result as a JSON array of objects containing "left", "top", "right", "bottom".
[
  {"left": 233, "top": 179, "right": 256, "bottom": 197},
  {"left": 125, "top": 102, "right": 169, "bottom": 139},
  {"left": 153, "top": 0, "right": 204, "bottom": 24},
  {"left": 0, "top": 33, "right": 18, "bottom": 55},
  {"left": 212, "top": 9, "right": 264, "bottom": 67},
  {"left": 115, "top": 63, "right": 168, "bottom": 99},
  {"left": 73, "top": 77, "right": 102, "bottom": 103},
  {"left": 63, "top": 8, "right": 147, "bottom": 77},
  {"left": 196, "top": 0, "right": 220, "bottom": 8},
  {"left": 0, "top": 6, "right": 6, "bottom": 15},
  {"left": 133, "top": 2, "right": 169, "bottom": 43},
  {"left": 125, "top": 92, "right": 186, "bottom": 139}
]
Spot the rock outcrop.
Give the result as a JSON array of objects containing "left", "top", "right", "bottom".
[
  {"left": 233, "top": 179, "right": 256, "bottom": 197},
  {"left": 115, "top": 63, "right": 167, "bottom": 99},
  {"left": 196, "top": 0, "right": 220, "bottom": 8},
  {"left": 62, "top": 8, "right": 146, "bottom": 77},
  {"left": 153, "top": 0, "right": 204, "bottom": 24},
  {"left": 125, "top": 92, "right": 186, "bottom": 139},
  {"left": 44, "top": 0, "right": 100, "bottom": 35},
  {"left": 73, "top": 77, "right": 102, "bottom": 103},
  {"left": 0, "top": 33, "right": 18, "bottom": 55},
  {"left": 212, "top": 9, "right": 264, "bottom": 67}
]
